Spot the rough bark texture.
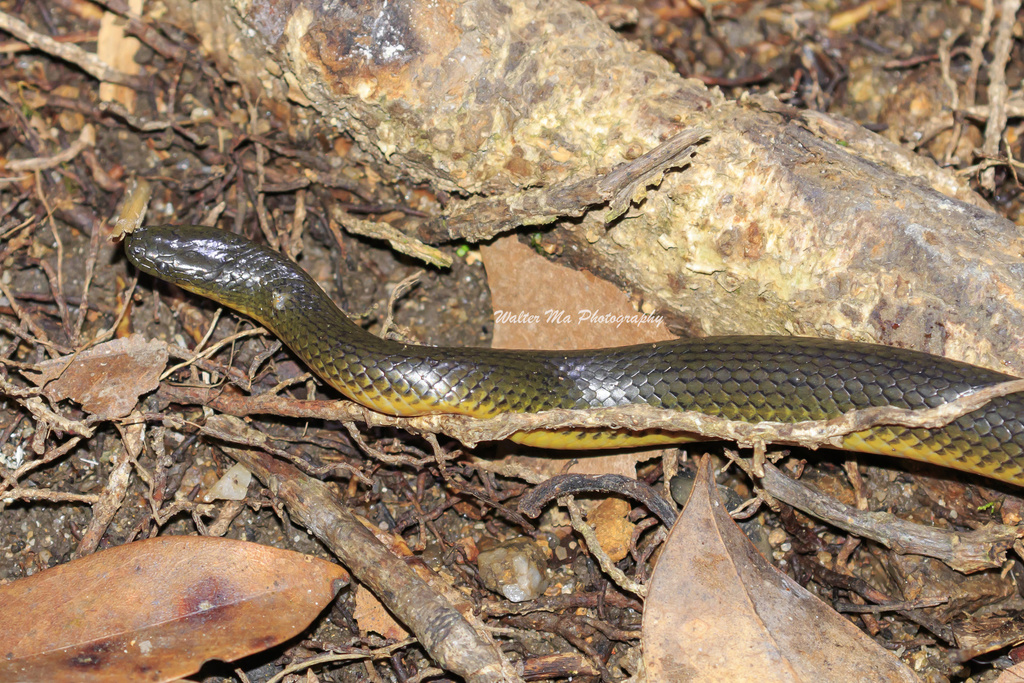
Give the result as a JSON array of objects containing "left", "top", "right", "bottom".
[{"left": 158, "top": 0, "right": 1024, "bottom": 374}]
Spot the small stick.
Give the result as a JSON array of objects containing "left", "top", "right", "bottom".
[
  {"left": 0, "top": 11, "right": 147, "bottom": 88},
  {"left": 760, "top": 462, "right": 1018, "bottom": 573}
]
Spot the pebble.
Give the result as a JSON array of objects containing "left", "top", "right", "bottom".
[{"left": 477, "top": 537, "right": 549, "bottom": 602}]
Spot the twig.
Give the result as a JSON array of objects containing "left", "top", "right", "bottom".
[
  {"left": 204, "top": 415, "right": 522, "bottom": 683},
  {"left": 937, "top": 27, "right": 964, "bottom": 165},
  {"left": 518, "top": 473, "right": 677, "bottom": 526},
  {"left": 343, "top": 421, "right": 426, "bottom": 467},
  {"left": 827, "top": 0, "right": 896, "bottom": 32},
  {"left": 34, "top": 181, "right": 73, "bottom": 342},
  {"left": 5, "top": 124, "right": 96, "bottom": 174},
  {"left": 88, "top": 276, "right": 137, "bottom": 348},
  {"left": 429, "top": 127, "right": 709, "bottom": 242},
  {"left": 961, "top": 96, "right": 1024, "bottom": 122},
  {"left": 286, "top": 188, "right": 307, "bottom": 261},
  {"left": 792, "top": 554, "right": 956, "bottom": 643},
  {"left": 22, "top": 396, "right": 94, "bottom": 438},
  {"left": 98, "top": 101, "right": 173, "bottom": 131},
  {"left": 479, "top": 590, "right": 642, "bottom": 617},
  {"left": 965, "top": 0, "right": 996, "bottom": 108},
  {"left": 0, "top": 29, "right": 98, "bottom": 54},
  {"left": 0, "top": 275, "right": 71, "bottom": 357},
  {"left": 564, "top": 494, "right": 647, "bottom": 598},
  {"left": 958, "top": 155, "right": 1024, "bottom": 176},
  {"left": 759, "top": 462, "right": 1019, "bottom": 573},
  {"left": 834, "top": 598, "right": 949, "bottom": 613},
  {"left": 380, "top": 270, "right": 424, "bottom": 340},
  {"left": 85, "top": 0, "right": 188, "bottom": 62},
  {"left": 162, "top": 340, "right": 258, "bottom": 389},
  {"left": 0, "top": 436, "right": 82, "bottom": 494},
  {"left": 73, "top": 421, "right": 143, "bottom": 557},
  {"left": 980, "top": 0, "right": 1021, "bottom": 190},
  {"left": 249, "top": 99, "right": 279, "bottom": 251},
  {"left": 159, "top": 324, "right": 266, "bottom": 382},
  {"left": 883, "top": 45, "right": 970, "bottom": 70},
  {"left": 333, "top": 206, "right": 452, "bottom": 268},
  {"left": 0, "top": 488, "right": 99, "bottom": 505},
  {"left": 427, "top": 378, "right": 1024, "bottom": 452},
  {"left": 72, "top": 213, "right": 104, "bottom": 344},
  {"left": 155, "top": 377, "right": 1024, "bottom": 482},
  {"left": 0, "top": 11, "right": 147, "bottom": 88},
  {"left": 264, "top": 638, "right": 422, "bottom": 683}
]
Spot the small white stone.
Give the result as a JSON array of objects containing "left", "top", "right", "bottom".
[{"left": 203, "top": 463, "right": 252, "bottom": 502}]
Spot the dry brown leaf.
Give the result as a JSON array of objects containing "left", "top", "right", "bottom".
[
  {"left": 642, "top": 457, "right": 920, "bottom": 682},
  {"left": 97, "top": 0, "right": 143, "bottom": 110},
  {"left": 482, "top": 236, "right": 674, "bottom": 478},
  {"left": 353, "top": 584, "right": 410, "bottom": 640},
  {"left": 570, "top": 451, "right": 663, "bottom": 478},
  {"left": 485, "top": 451, "right": 664, "bottom": 481},
  {"left": 0, "top": 536, "right": 349, "bottom": 683},
  {"left": 996, "top": 660, "right": 1024, "bottom": 682},
  {"left": 62, "top": 0, "right": 105, "bottom": 20},
  {"left": 481, "top": 235, "right": 673, "bottom": 350},
  {"left": 23, "top": 334, "right": 167, "bottom": 419}
]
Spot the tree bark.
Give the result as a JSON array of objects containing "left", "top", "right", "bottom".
[{"left": 159, "top": 0, "right": 1024, "bottom": 374}]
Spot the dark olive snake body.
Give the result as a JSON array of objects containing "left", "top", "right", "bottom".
[{"left": 125, "top": 225, "right": 1024, "bottom": 485}]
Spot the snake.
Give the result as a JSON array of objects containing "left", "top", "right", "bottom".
[{"left": 125, "top": 224, "right": 1024, "bottom": 486}]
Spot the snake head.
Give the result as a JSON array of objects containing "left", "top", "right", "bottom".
[
  {"left": 127, "top": 225, "right": 238, "bottom": 282},
  {"left": 124, "top": 224, "right": 301, "bottom": 318}
]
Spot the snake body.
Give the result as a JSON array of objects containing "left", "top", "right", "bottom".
[{"left": 126, "top": 225, "right": 1024, "bottom": 485}]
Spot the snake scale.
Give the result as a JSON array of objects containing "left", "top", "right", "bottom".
[{"left": 125, "top": 225, "right": 1024, "bottom": 486}]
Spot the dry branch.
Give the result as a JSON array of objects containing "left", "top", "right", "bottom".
[
  {"left": 199, "top": 415, "right": 522, "bottom": 683},
  {"left": 760, "top": 463, "right": 1020, "bottom": 573},
  {"left": 157, "top": 378, "right": 1024, "bottom": 469}
]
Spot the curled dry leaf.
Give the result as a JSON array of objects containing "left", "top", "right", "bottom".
[
  {"left": 0, "top": 536, "right": 349, "bottom": 683},
  {"left": 642, "top": 457, "right": 919, "bottom": 682},
  {"left": 23, "top": 334, "right": 168, "bottom": 420}
]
